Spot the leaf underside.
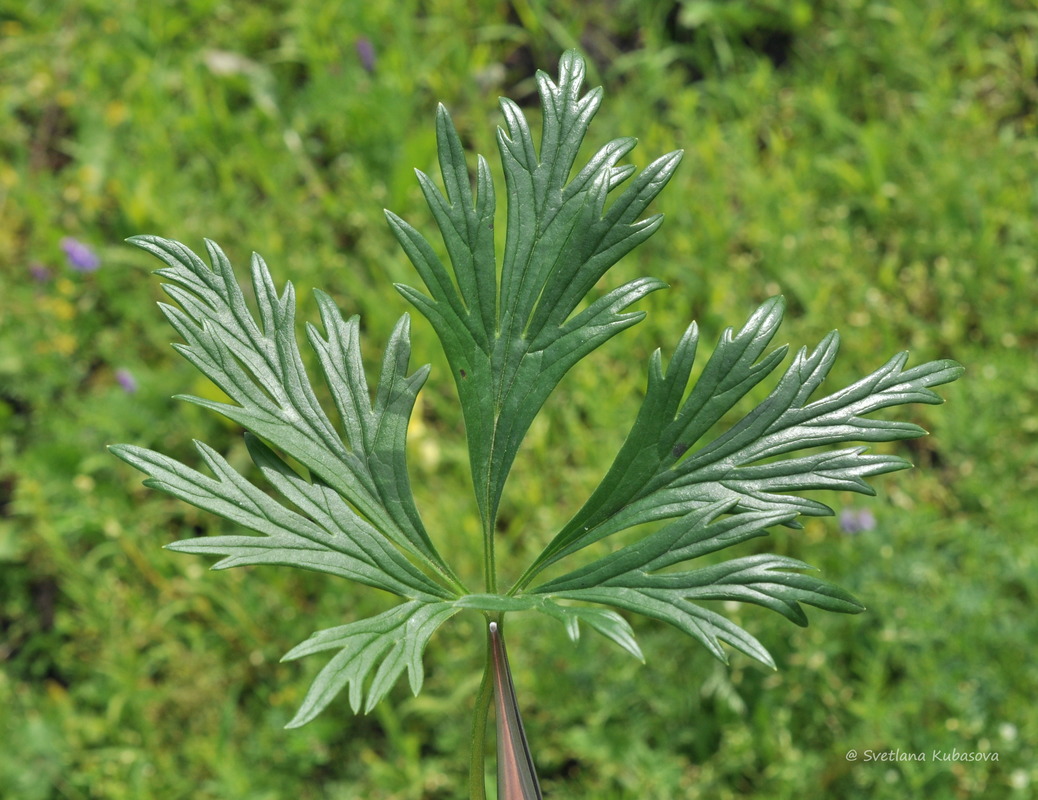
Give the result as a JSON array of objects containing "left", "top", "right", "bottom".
[{"left": 113, "top": 49, "right": 963, "bottom": 727}]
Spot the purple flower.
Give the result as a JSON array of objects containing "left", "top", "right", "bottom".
[
  {"left": 356, "top": 37, "right": 376, "bottom": 73},
  {"left": 839, "top": 508, "right": 876, "bottom": 535},
  {"left": 61, "top": 237, "right": 101, "bottom": 272},
  {"left": 115, "top": 368, "right": 138, "bottom": 394},
  {"left": 30, "top": 262, "right": 52, "bottom": 282}
]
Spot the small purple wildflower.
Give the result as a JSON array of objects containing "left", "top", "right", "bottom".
[
  {"left": 356, "top": 37, "right": 376, "bottom": 73},
  {"left": 115, "top": 368, "right": 138, "bottom": 394},
  {"left": 839, "top": 508, "right": 876, "bottom": 535},
  {"left": 61, "top": 237, "right": 101, "bottom": 272},
  {"left": 30, "top": 262, "right": 52, "bottom": 282}
]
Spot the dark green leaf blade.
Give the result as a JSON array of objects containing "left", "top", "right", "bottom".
[
  {"left": 282, "top": 600, "right": 461, "bottom": 726},
  {"left": 535, "top": 503, "right": 792, "bottom": 593},
  {"left": 523, "top": 300, "right": 789, "bottom": 579},
  {"left": 123, "top": 235, "right": 457, "bottom": 587},
  {"left": 390, "top": 50, "right": 676, "bottom": 532},
  {"left": 108, "top": 440, "right": 450, "bottom": 600},
  {"left": 642, "top": 554, "right": 865, "bottom": 626},
  {"left": 242, "top": 434, "right": 453, "bottom": 599},
  {"left": 523, "top": 296, "right": 963, "bottom": 582}
]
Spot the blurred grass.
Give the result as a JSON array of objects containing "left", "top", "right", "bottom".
[{"left": 1, "top": 0, "right": 1036, "bottom": 798}]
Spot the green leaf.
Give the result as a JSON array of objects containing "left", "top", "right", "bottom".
[
  {"left": 522, "top": 296, "right": 964, "bottom": 580},
  {"left": 513, "top": 291, "right": 958, "bottom": 667},
  {"left": 640, "top": 554, "right": 865, "bottom": 626},
  {"left": 113, "top": 49, "right": 964, "bottom": 744},
  {"left": 538, "top": 502, "right": 864, "bottom": 635},
  {"left": 536, "top": 503, "right": 792, "bottom": 594},
  {"left": 536, "top": 602, "right": 644, "bottom": 663},
  {"left": 530, "top": 504, "right": 860, "bottom": 667},
  {"left": 122, "top": 235, "right": 461, "bottom": 591},
  {"left": 549, "top": 585, "right": 778, "bottom": 668},
  {"left": 282, "top": 600, "right": 461, "bottom": 725},
  {"left": 389, "top": 48, "right": 681, "bottom": 531},
  {"left": 109, "top": 436, "right": 451, "bottom": 600}
]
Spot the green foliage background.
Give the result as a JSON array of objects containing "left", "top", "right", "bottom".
[{"left": 1, "top": 0, "right": 1035, "bottom": 797}]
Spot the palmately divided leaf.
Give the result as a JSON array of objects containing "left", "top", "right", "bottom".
[
  {"left": 113, "top": 50, "right": 965, "bottom": 743},
  {"left": 282, "top": 600, "right": 462, "bottom": 726},
  {"left": 522, "top": 296, "right": 964, "bottom": 581},
  {"left": 389, "top": 49, "right": 682, "bottom": 530},
  {"left": 109, "top": 437, "right": 451, "bottom": 600},
  {"left": 122, "top": 235, "right": 461, "bottom": 592},
  {"left": 513, "top": 292, "right": 959, "bottom": 668},
  {"left": 529, "top": 504, "right": 856, "bottom": 667}
]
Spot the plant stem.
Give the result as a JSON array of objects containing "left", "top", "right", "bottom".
[
  {"left": 483, "top": 517, "right": 497, "bottom": 594},
  {"left": 469, "top": 621, "right": 495, "bottom": 800}
]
